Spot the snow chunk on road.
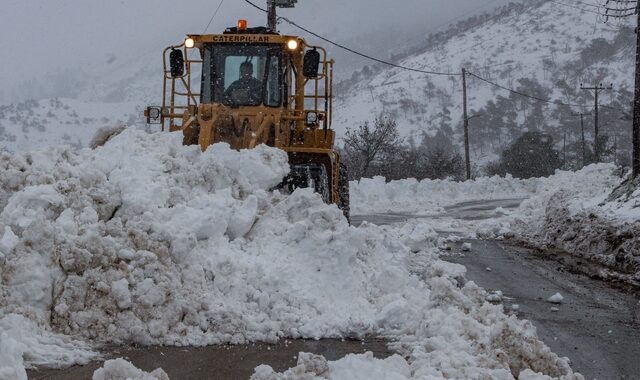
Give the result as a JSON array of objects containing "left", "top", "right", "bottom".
[
  {"left": 251, "top": 351, "right": 411, "bottom": 380},
  {"left": 0, "top": 314, "right": 96, "bottom": 380},
  {"left": 92, "top": 358, "right": 168, "bottom": 380},
  {"left": 547, "top": 293, "right": 564, "bottom": 304}
]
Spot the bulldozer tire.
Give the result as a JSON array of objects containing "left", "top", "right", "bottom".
[
  {"left": 282, "top": 163, "right": 331, "bottom": 203},
  {"left": 338, "top": 163, "right": 350, "bottom": 223}
]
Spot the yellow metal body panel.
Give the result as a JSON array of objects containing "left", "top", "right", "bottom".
[{"left": 155, "top": 30, "right": 341, "bottom": 204}]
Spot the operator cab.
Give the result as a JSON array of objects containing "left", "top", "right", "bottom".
[
  {"left": 202, "top": 43, "right": 283, "bottom": 108},
  {"left": 149, "top": 19, "right": 331, "bottom": 139}
]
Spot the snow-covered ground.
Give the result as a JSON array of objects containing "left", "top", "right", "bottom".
[
  {"left": 0, "top": 128, "right": 583, "bottom": 379},
  {"left": 352, "top": 163, "right": 639, "bottom": 284}
]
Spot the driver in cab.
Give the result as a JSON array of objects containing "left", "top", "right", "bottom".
[{"left": 224, "top": 61, "right": 262, "bottom": 105}]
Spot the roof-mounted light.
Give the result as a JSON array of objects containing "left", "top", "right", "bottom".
[
  {"left": 287, "top": 39, "right": 299, "bottom": 50},
  {"left": 238, "top": 19, "right": 248, "bottom": 31},
  {"left": 185, "top": 38, "right": 195, "bottom": 48}
]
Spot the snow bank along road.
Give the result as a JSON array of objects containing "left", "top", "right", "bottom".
[
  {"left": 356, "top": 195, "right": 640, "bottom": 380},
  {"left": 3, "top": 129, "right": 632, "bottom": 379}
]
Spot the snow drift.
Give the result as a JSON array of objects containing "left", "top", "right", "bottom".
[
  {"left": 351, "top": 175, "right": 537, "bottom": 215},
  {"left": 352, "top": 164, "right": 639, "bottom": 284},
  {"left": 0, "top": 129, "right": 581, "bottom": 379}
]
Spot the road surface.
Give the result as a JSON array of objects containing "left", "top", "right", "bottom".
[
  {"left": 355, "top": 199, "right": 640, "bottom": 380},
  {"left": 27, "top": 338, "right": 390, "bottom": 379},
  {"left": 449, "top": 240, "right": 640, "bottom": 380}
]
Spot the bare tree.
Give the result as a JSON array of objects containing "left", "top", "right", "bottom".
[{"left": 343, "top": 116, "right": 403, "bottom": 179}]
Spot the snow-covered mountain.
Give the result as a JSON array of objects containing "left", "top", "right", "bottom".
[
  {"left": 1, "top": 0, "right": 635, "bottom": 163},
  {"left": 333, "top": 0, "right": 635, "bottom": 164}
]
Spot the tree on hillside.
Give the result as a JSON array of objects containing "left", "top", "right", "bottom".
[
  {"left": 343, "top": 116, "right": 404, "bottom": 179},
  {"left": 416, "top": 131, "right": 464, "bottom": 180},
  {"left": 486, "top": 131, "right": 563, "bottom": 179}
]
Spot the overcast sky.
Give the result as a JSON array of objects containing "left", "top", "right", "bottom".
[{"left": 0, "top": 0, "right": 514, "bottom": 103}]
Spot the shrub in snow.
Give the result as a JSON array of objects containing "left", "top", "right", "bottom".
[{"left": 486, "top": 132, "right": 563, "bottom": 179}]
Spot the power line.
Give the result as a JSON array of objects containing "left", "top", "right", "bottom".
[
  {"left": 203, "top": 0, "right": 226, "bottom": 34},
  {"left": 242, "top": 0, "right": 461, "bottom": 76},
  {"left": 467, "top": 71, "right": 589, "bottom": 108},
  {"left": 467, "top": 70, "right": 626, "bottom": 112},
  {"left": 242, "top": 0, "right": 627, "bottom": 112}
]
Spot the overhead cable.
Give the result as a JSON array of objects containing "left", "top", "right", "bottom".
[
  {"left": 204, "top": 0, "right": 226, "bottom": 34},
  {"left": 468, "top": 71, "right": 625, "bottom": 111},
  {"left": 242, "top": 0, "right": 625, "bottom": 111},
  {"left": 243, "top": 0, "right": 461, "bottom": 76}
]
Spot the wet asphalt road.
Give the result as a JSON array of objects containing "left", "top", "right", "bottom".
[
  {"left": 449, "top": 240, "right": 640, "bottom": 380},
  {"left": 27, "top": 339, "right": 391, "bottom": 380}
]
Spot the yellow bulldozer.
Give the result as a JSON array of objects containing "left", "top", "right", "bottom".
[{"left": 145, "top": 3, "right": 349, "bottom": 220}]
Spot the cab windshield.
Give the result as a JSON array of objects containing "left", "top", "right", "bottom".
[{"left": 201, "top": 44, "right": 283, "bottom": 107}]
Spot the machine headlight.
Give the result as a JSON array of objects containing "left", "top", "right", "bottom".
[
  {"left": 185, "top": 38, "right": 195, "bottom": 48},
  {"left": 287, "top": 39, "right": 299, "bottom": 50}
]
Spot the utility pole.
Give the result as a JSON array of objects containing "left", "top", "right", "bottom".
[
  {"left": 267, "top": 0, "right": 297, "bottom": 32},
  {"left": 462, "top": 68, "right": 471, "bottom": 180},
  {"left": 572, "top": 112, "right": 590, "bottom": 168},
  {"left": 580, "top": 83, "right": 613, "bottom": 163},
  {"left": 267, "top": 0, "right": 277, "bottom": 31},
  {"left": 563, "top": 132, "right": 567, "bottom": 168},
  {"left": 634, "top": 8, "right": 640, "bottom": 176},
  {"left": 604, "top": 0, "right": 640, "bottom": 177},
  {"left": 613, "top": 134, "right": 618, "bottom": 165}
]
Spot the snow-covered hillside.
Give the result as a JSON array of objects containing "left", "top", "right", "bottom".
[
  {"left": 333, "top": 0, "right": 635, "bottom": 164},
  {"left": 0, "top": 98, "right": 143, "bottom": 153},
  {"left": 0, "top": 41, "right": 170, "bottom": 153}
]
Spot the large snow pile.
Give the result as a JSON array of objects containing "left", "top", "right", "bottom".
[
  {"left": 502, "top": 166, "right": 640, "bottom": 284},
  {"left": 0, "top": 129, "right": 581, "bottom": 379}
]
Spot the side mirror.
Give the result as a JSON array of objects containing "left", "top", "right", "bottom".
[
  {"left": 305, "top": 111, "right": 318, "bottom": 127},
  {"left": 145, "top": 106, "right": 162, "bottom": 124},
  {"left": 169, "top": 49, "right": 185, "bottom": 78},
  {"left": 303, "top": 49, "right": 320, "bottom": 78}
]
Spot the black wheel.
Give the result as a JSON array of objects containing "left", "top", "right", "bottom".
[
  {"left": 282, "top": 163, "right": 330, "bottom": 203},
  {"left": 338, "top": 163, "right": 350, "bottom": 223}
]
